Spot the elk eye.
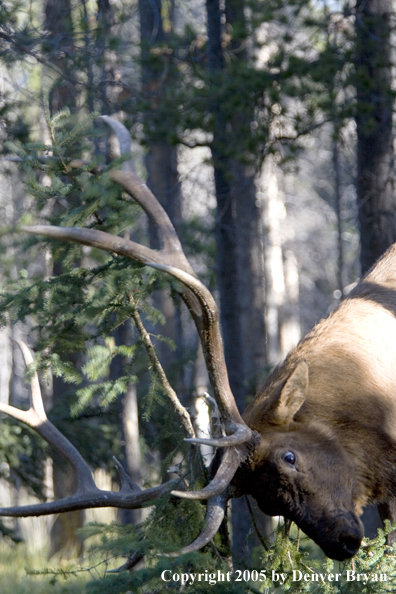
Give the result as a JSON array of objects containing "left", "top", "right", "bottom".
[{"left": 283, "top": 451, "right": 296, "bottom": 466}]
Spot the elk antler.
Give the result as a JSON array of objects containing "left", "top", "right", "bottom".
[
  {"left": 0, "top": 341, "right": 178, "bottom": 515},
  {"left": 6, "top": 117, "right": 259, "bottom": 551},
  {"left": 0, "top": 341, "right": 227, "bottom": 553}
]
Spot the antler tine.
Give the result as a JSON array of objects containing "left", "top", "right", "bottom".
[
  {"left": 171, "top": 447, "right": 245, "bottom": 500},
  {"left": 13, "top": 339, "right": 46, "bottom": 419},
  {"left": 171, "top": 493, "right": 228, "bottom": 556},
  {"left": 99, "top": 115, "right": 192, "bottom": 265},
  {"left": 0, "top": 341, "right": 97, "bottom": 493},
  {"left": 104, "top": 493, "right": 227, "bottom": 563},
  {"left": 0, "top": 342, "right": 180, "bottom": 516},
  {"left": 98, "top": 116, "right": 137, "bottom": 174}
]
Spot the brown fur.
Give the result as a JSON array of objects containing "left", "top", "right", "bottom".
[{"left": 240, "top": 244, "right": 396, "bottom": 560}]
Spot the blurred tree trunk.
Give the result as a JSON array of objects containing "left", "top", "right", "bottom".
[
  {"left": 49, "top": 353, "right": 85, "bottom": 557},
  {"left": 206, "top": 1, "right": 247, "bottom": 565},
  {"left": 139, "top": 0, "right": 184, "bottom": 382},
  {"left": 354, "top": 0, "right": 395, "bottom": 540},
  {"left": 261, "top": 158, "right": 301, "bottom": 365},
  {"left": 332, "top": 140, "right": 346, "bottom": 294},
  {"left": 206, "top": 0, "right": 268, "bottom": 566},
  {"left": 43, "top": 0, "right": 75, "bottom": 112},
  {"left": 43, "top": 0, "right": 84, "bottom": 557},
  {"left": 96, "top": 0, "right": 113, "bottom": 110},
  {"left": 138, "top": 0, "right": 185, "bottom": 479},
  {"left": 355, "top": 0, "right": 395, "bottom": 274},
  {"left": 110, "top": 322, "right": 142, "bottom": 526},
  {"left": 207, "top": 0, "right": 245, "bottom": 410},
  {"left": 234, "top": 167, "right": 267, "bottom": 388}
]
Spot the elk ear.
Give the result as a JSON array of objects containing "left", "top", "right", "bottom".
[{"left": 273, "top": 360, "right": 308, "bottom": 424}]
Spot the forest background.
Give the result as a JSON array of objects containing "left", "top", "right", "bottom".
[{"left": 0, "top": 0, "right": 394, "bottom": 592}]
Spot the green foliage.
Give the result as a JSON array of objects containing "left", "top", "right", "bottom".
[
  {"left": 0, "top": 542, "right": 88, "bottom": 593},
  {"left": 1, "top": 112, "right": 164, "bottom": 360},
  {"left": 0, "top": 416, "right": 47, "bottom": 502},
  {"left": 0, "top": 106, "right": 198, "bottom": 516},
  {"left": 257, "top": 520, "right": 396, "bottom": 594},
  {"left": 16, "top": 518, "right": 395, "bottom": 593}
]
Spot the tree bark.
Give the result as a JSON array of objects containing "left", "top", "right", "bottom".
[
  {"left": 354, "top": 0, "right": 395, "bottom": 540},
  {"left": 206, "top": 0, "right": 268, "bottom": 566},
  {"left": 43, "top": 0, "right": 75, "bottom": 113},
  {"left": 355, "top": 0, "right": 395, "bottom": 274},
  {"left": 234, "top": 165, "right": 266, "bottom": 385},
  {"left": 43, "top": 0, "right": 84, "bottom": 556},
  {"left": 139, "top": 0, "right": 184, "bottom": 379},
  {"left": 111, "top": 322, "right": 142, "bottom": 526},
  {"left": 333, "top": 140, "right": 345, "bottom": 293}
]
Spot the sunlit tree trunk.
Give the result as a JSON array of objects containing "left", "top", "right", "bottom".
[{"left": 261, "top": 157, "right": 301, "bottom": 364}]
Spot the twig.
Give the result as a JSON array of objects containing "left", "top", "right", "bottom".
[
  {"left": 128, "top": 293, "right": 195, "bottom": 439},
  {"left": 245, "top": 495, "right": 270, "bottom": 550}
]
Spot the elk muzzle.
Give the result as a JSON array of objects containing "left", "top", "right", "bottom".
[{"left": 300, "top": 510, "right": 364, "bottom": 561}]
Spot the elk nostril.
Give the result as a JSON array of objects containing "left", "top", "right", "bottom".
[{"left": 341, "top": 535, "right": 361, "bottom": 558}]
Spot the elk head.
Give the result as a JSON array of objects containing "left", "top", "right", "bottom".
[
  {"left": 239, "top": 361, "right": 364, "bottom": 560},
  {"left": 0, "top": 117, "right": 364, "bottom": 561}
]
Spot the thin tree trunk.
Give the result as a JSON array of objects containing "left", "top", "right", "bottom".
[
  {"left": 111, "top": 322, "right": 142, "bottom": 526},
  {"left": 43, "top": 0, "right": 75, "bottom": 113},
  {"left": 96, "top": 0, "right": 113, "bottom": 109},
  {"left": 139, "top": 0, "right": 184, "bottom": 380},
  {"left": 261, "top": 157, "right": 286, "bottom": 364},
  {"left": 333, "top": 140, "right": 345, "bottom": 293},
  {"left": 355, "top": 0, "right": 395, "bottom": 274},
  {"left": 43, "top": 0, "right": 83, "bottom": 555},
  {"left": 50, "top": 352, "right": 85, "bottom": 558},
  {"left": 206, "top": 0, "right": 269, "bottom": 566},
  {"left": 354, "top": 0, "right": 395, "bottom": 540},
  {"left": 261, "top": 157, "right": 301, "bottom": 361}
]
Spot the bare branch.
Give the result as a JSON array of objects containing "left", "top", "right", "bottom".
[{"left": 129, "top": 293, "right": 195, "bottom": 439}]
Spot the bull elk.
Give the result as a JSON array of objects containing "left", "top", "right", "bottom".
[{"left": 2, "top": 116, "right": 396, "bottom": 562}]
